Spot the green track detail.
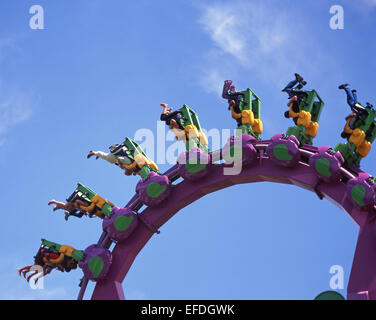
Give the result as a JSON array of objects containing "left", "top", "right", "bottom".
[
  {"left": 101, "top": 203, "right": 113, "bottom": 217},
  {"left": 351, "top": 185, "right": 366, "bottom": 207},
  {"left": 88, "top": 257, "right": 104, "bottom": 279},
  {"left": 71, "top": 250, "right": 84, "bottom": 261},
  {"left": 315, "top": 157, "right": 332, "bottom": 177},
  {"left": 185, "top": 153, "right": 208, "bottom": 174},
  {"left": 273, "top": 144, "right": 292, "bottom": 161},
  {"left": 186, "top": 161, "right": 207, "bottom": 174},
  {"left": 146, "top": 182, "right": 167, "bottom": 198},
  {"left": 314, "top": 291, "right": 345, "bottom": 300},
  {"left": 114, "top": 215, "right": 134, "bottom": 232}
]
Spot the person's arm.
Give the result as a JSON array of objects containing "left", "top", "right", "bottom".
[
  {"left": 222, "top": 80, "right": 234, "bottom": 99},
  {"left": 161, "top": 103, "right": 170, "bottom": 114},
  {"left": 160, "top": 103, "right": 173, "bottom": 116}
]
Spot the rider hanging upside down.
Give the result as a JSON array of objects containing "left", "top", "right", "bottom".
[
  {"left": 222, "top": 80, "right": 248, "bottom": 127},
  {"left": 282, "top": 73, "right": 308, "bottom": 121},
  {"left": 222, "top": 80, "right": 244, "bottom": 111},
  {"left": 338, "top": 83, "right": 374, "bottom": 138},
  {"left": 221, "top": 80, "right": 263, "bottom": 139}
]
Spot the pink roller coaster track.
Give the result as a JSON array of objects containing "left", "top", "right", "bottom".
[{"left": 77, "top": 140, "right": 376, "bottom": 300}]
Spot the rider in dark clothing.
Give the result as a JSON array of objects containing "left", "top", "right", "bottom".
[
  {"left": 282, "top": 73, "right": 307, "bottom": 97},
  {"left": 338, "top": 84, "right": 373, "bottom": 138},
  {"left": 338, "top": 84, "right": 371, "bottom": 117},
  {"left": 222, "top": 80, "right": 244, "bottom": 114},
  {"left": 282, "top": 73, "right": 307, "bottom": 117},
  {"left": 160, "top": 103, "right": 185, "bottom": 130}
]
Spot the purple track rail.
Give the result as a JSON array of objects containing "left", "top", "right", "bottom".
[{"left": 77, "top": 140, "right": 376, "bottom": 300}]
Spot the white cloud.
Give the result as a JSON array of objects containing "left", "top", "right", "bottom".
[
  {"left": 0, "top": 255, "right": 71, "bottom": 300},
  {"left": 0, "top": 40, "right": 33, "bottom": 145},
  {"left": 362, "top": 0, "right": 376, "bottom": 7},
  {"left": 346, "top": 0, "right": 376, "bottom": 13},
  {"left": 0, "top": 39, "right": 14, "bottom": 61},
  {"left": 199, "top": 69, "right": 226, "bottom": 95},
  {"left": 196, "top": 1, "right": 339, "bottom": 92},
  {"left": 0, "top": 93, "right": 32, "bottom": 136},
  {"left": 199, "top": 8, "right": 248, "bottom": 64}
]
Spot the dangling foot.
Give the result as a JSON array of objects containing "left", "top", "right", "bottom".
[
  {"left": 338, "top": 84, "right": 349, "bottom": 90},
  {"left": 87, "top": 151, "right": 99, "bottom": 159},
  {"left": 295, "top": 73, "right": 304, "bottom": 83}
]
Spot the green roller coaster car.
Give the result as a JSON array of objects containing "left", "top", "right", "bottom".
[
  {"left": 222, "top": 80, "right": 263, "bottom": 140},
  {"left": 285, "top": 89, "right": 325, "bottom": 145},
  {"left": 334, "top": 107, "right": 376, "bottom": 167}
]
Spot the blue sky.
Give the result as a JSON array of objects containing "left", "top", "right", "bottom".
[{"left": 1, "top": 0, "right": 376, "bottom": 299}]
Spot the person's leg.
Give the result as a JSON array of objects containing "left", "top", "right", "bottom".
[
  {"left": 282, "top": 79, "right": 298, "bottom": 92},
  {"left": 283, "top": 74, "right": 306, "bottom": 97},
  {"left": 344, "top": 87, "right": 356, "bottom": 107},
  {"left": 339, "top": 84, "right": 357, "bottom": 107}
]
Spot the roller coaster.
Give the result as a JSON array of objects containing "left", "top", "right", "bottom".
[{"left": 18, "top": 75, "right": 376, "bottom": 300}]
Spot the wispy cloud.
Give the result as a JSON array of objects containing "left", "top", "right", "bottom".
[
  {"left": 198, "top": 69, "right": 227, "bottom": 96},
  {"left": 0, "top": 285, "right": 70, "bottom": 300},
  {"left": 196, "top": 1, "right": 339, "bottom": 93},
  {"left": 198, "top": 3, "right": 287, "bottom": 67},
  {"left": 0, "top": 40, "right": 33, "bottom": 145},
  {"left": 362, "top": 0, "right": 376, "bottom": 7},
  {"left": 0, "top": 254, "right": 71, "bottom": 300},
  {"left": 0, "top": 92, "right": 33, "bottom": 136},
  {"left": 0, "top": 39, "right": 15, "bottom": 61},
  {"left": 345, "top": 0, "right": 376, "bottom": 13},
  {"left": 199, "top": 8, "right": 248, "bottom": 64}
]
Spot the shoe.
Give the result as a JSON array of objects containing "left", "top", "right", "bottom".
[
  {"left": 338, "top": 84, "right": 349, "bottom": 90},
  {"left": 295, "top": 73, "right": 304, "bottom": 83}
]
